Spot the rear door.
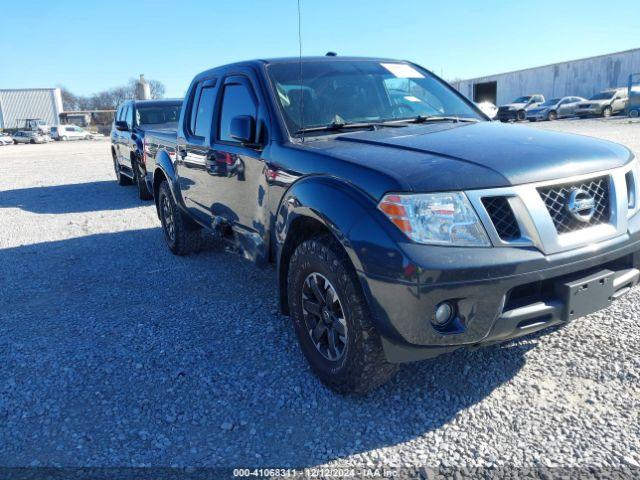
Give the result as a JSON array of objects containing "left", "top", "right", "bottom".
[
  {"left": 557, "top": 98, "right": 572, "bottom": 117},
  {"left": 562, "top": 97, "right": 578, "bottom": 116},
  {"left": 176, "top": 77, "right": 219, "bottom": 223}
]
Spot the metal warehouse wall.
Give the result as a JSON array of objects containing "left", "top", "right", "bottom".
[
  {"left": 0, "top": 88, "right": 63, "bottom": 129},
  {"left": 453, "top": 48, "right": 640, "bottom": 105}
]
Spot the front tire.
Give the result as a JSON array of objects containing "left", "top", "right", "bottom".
[
  {"left": 287, "top": 234, "right": 398, "bottom": 394},
  {"left": 113, "top": 151, "right": 132, "bottom": 186},
  {"left": 132, "top": 156, "right": 153, "bottom": 200},
  {"left": 547, "top": 110, "right": 558, "bottom": 121},
  {"left": 158, "top": 181, "right": 202, "bottom": 255},
  {"left": 516, "top": 110, "right": 526, "bottom": 121},
  {"left": 602, "top": 106, "right": 612, "bottom": 117}
]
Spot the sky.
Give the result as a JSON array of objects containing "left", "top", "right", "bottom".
[{"left": 1, "top": 0, "right": 638, "bottom": 98}]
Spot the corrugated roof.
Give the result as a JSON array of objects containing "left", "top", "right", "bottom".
[
  {"left": 457, "top": 47, "right": 640, "bottom": 84},
  {"left": 0, "top": 88, "right": 63, "bottom": 129}
]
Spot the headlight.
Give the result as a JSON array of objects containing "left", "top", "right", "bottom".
[{"left": 378, "top": 193, "right": 491, "bottom": 247}]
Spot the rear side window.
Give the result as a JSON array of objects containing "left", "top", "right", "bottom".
[
  {"left": 193, "top": 87, "right": 217, "bottom": 138},
  {"left": 125, "top": 106, "right": 133, "bottom": 128},
  {"left": 218, "top": 83, "right": 256, "bottom": 142}
]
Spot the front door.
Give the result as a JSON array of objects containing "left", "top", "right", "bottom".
[
  {"left": 203, "top": 72, "right": 269, "bottom": 261},
  {"left": 612, "top": 93, "right": 627, "bottom": 113},
  {"left": 121, "top": 106, "right": 134, "bottom": 168}
]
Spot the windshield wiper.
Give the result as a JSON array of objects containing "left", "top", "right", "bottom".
[
  {"left": 397, "top": 115, "right": 479, "bottom": 124},
  {"left": 296, "top": 121, "right": 406, "bottom": 135}
]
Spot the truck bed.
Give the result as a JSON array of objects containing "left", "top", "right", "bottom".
[{"left": 144, "top": 128, "right": 178, "bottom": 176}]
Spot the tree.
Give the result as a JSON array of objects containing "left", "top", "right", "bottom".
[
  {"left": 148, "top": 79, "right": 165, "bottom": 99},
  {"left": 60, "top": 78, "right": 167, "bottom": 111},
  {"left": 59, "top": 87, "right": 79, "bottom": 111}
]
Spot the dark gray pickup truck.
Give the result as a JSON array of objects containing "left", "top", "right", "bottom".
[{"left": 142, "top": 56, "right": 640, "bottom": 393}]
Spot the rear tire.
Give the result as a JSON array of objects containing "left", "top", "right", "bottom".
[
  {"left": 158, "top": 181, "right": 202, "bottom": 256},
  {"left": 287, "top": 234, "right": 398, "bottom": 394},
  {"left": 132, "top": 156, "right": 153, "bottom": 200}
]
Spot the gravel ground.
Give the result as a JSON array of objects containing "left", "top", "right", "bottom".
[{"left": 0, "top": 124, "right": 639, "bottom": 478}]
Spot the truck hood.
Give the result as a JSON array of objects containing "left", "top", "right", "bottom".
[
  {"left": 307, "top": 121, "right": 632, "bottom": 193},
  {"left": 499, "top": 102, "right": 528, "bottom": 109}
]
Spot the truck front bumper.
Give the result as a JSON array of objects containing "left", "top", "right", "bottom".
[
  {"left": 357, "top": 224, "right": 640, "bottom": 363},
  {"left": 497, "top": 110, "right": 518, "bottom": 121}
]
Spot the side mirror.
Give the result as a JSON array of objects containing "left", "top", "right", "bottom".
[
  {"left": 115, "top": 121, "right": 129, "bottom": 132},
  {"left": 229, "top": 115, "right": 256, "bottom": 144}
]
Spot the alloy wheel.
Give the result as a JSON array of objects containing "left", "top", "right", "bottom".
[
  {"left": 301, "top": 272, "right": 348, "bottom": 361},
  {"left": 161, "top": 195, "right": 176, "bottom": 243},
  {"left": 113, "top": 158, "right": 120, "bottom": 180}
]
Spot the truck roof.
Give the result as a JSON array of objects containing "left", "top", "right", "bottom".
[
  {"left": 125, "top": 98, "right": 183, "bottom": 107},
  {"left": 192, "top": 56, "right": 417, "bottom": 81},
  {"left": 257, "top": 56, "right": 409, "bottom": 64}
]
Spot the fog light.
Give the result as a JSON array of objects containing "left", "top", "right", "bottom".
[{"left": 433, "top": 301, "right": 455, "bottom": 327}]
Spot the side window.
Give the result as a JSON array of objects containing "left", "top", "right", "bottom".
[
  {"left": 125, "top": 106, "right": 133, "bottom": 128},
  {"left": 193, "top": 87, "right": 217, "bottom": 138},
  {"left": 218, "top": 82, "right": 257, "bottom": 142},
  {"left": 189, "top": 87, "right": 201, "bottom": 134},
  {"left": 115, "top": 106, "right": 122, "bottom": 122}
]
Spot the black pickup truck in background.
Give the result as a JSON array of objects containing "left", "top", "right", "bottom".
[
  {"left": 111, "top": 99, "right": 182, "bottom": 199},
  {"left": 144, "top": 57, "right": 640, "bottom": 393}
]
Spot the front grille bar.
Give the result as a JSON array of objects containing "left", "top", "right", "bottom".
[{"left": 465, "top": 164, "right": 633, "bottom": 255}]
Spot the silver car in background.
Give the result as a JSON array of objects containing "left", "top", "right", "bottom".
[
  {"left": 574, "top": 89, "right": 628, "bottom": 117},
  {"left": 11, "top": 131, "right": 47, "bottom": 144},
  {"left": 526, "top": 96, "right": 586, "bottom": 121}
]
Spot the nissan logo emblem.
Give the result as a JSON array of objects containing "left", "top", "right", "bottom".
[{"left": 566, "top": 188, "right": 596, "bottom": 223}]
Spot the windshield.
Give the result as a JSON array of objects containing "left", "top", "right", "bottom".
[
  {"left": 590, "top": 91, "right": 615, "bottom": 100},
  {"left": 512, "top": 96, "right": 532, "bottom": 103},
  {"left": 267, "top": 60, "right": 483, "bottom": 134},
  {"left": 136, "top": 104, "right": 181, "bottom": 128},
  {"left": 540, "top": 98, "right": 561, "bottom": 106}
]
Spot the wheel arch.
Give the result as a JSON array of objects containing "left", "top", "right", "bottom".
[
  {"left": 153, "top": 150, "right": 179, "bottom": 215},
  {"left": 275, "top": 176, "right": 381, "bottom": 316}
]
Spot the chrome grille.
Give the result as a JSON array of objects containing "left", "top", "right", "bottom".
[
  {"left": 482, "top": 197, "right": 521, "bottom": 240},
  {"left": 537, "top": 176, "right": 610, "bottom": 234}
]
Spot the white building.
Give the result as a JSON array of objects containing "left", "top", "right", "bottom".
[
  {"left": 452, "top": 48, "right": 640, "bottom": 106},
  {"left": 0, "top": 88, "right": 63, "bottom": 130}
]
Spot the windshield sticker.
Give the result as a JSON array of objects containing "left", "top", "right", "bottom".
[
  {"left": 381, "top": 63, "right": 424, "bottom": 79},
  {"left": 404, "top": 95, "right": 421, "bottom": 103}
]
